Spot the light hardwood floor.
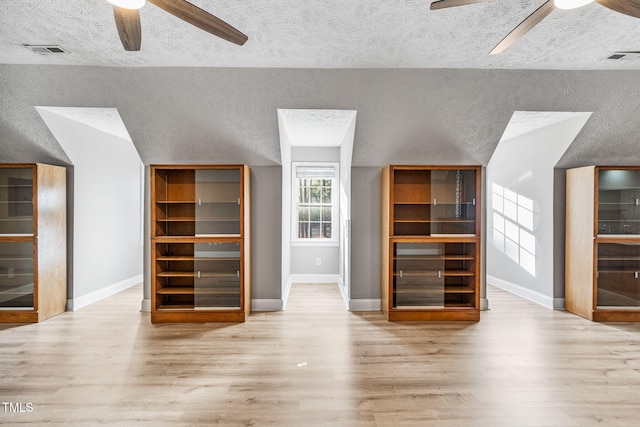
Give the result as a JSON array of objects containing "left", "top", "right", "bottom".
[{"left": 2, "top": 283, "right": 640, "bottom": 426}]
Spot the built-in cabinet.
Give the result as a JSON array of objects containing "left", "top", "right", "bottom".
[
  {"left": 381, "top": 165, "right": 481, "bottom": 321},
  {"left": 151, "top": 165, "right": 250, "bottom": 323},
  {"left": 0, "top": 164, "right": 66, "bottom": 323},
  {"left": 566, "top": 166, "right": 640, "bottom": 321}
]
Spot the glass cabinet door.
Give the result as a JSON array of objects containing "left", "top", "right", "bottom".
[
  {"left": 0, "top": 168, "right": 33, "bottom": 236},
  {"left": 194, "top": 241, "right": 241, "bottom": 309},
  {"left": 430, "top": 169, "right": 476, "bottom": 235},
  {"left": 393, "top": 242, "right": 444, "bottom": 308},
  {"left": 598, "top": 169, "right": 640, "bottom": 235},
  {"left": 597, "top": 242, "right": 640, "bottom": 307},
  {"left": 0, "top": 241, "right": 34, "bottom": 309},
  {"left": 195, "top": 169, "right": 241, "bottom": 236}
]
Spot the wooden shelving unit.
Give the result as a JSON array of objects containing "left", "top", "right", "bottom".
[
  {"left": 566, "top": 166, "right": 640, "bottom": 321},
  {"left": 381, "top": 165, "right": 481, "bottom": 321},
  {"left": 0, "top": 164, "right": 66, "bottom": 323},
  {"left": 150, "top": 165, "right": 250, "bottom": 323}
]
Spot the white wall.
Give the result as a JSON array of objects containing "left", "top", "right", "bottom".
[
  {"left": 486, "top": 112, "right": 591, "bottom": 309},
  {"left": 36, "top": 108, "right": 143, "bottom": 310}
]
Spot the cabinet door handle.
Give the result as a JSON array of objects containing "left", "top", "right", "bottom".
[
  {"left": 399, "top": 270, "right": 403, "bottom": 278},
  {"left": 433, "top": 198, "right": 437, "bottom": 206},
  {"left": 198, "top": 198, "right": 202, "bottom": 206},
  {"left": 636, "top": 199, "right": 639, "bottom": 206},
  {"left": 197, "top": 270, "right": 201, "bottom": 279},
  {"left": 237, "top": 270, "right": 240, "bottom": 278},
  {"left": 438, "top": 270, "right": 442, "bottom": 279},
  {"left": 472, "top": 198, "right": 476, "bottom": 206},
  {"left": 636, "top": 271, "right": 638, "bottom": 279}
]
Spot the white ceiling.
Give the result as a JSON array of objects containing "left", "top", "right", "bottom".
[
  {"left": 36, "top": 107, "right": 133, "bottom": 141},
  {"left": 278, "top": 109, "right": 357, "bottom": 147},
  {"left": 2, "top": 0, "right": 640, "bottom": 70}
]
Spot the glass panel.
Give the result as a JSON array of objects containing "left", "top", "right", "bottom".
[
  {"left": 322, "top": 206, "right": 332, "bottom": 222},
  {"left": 597, "top": 243, "right": 640, "bottom": 307},
  {"left": 194, "top": 242, "right": 241, "bottom": 309},
  {"left": 598, "top": 169, "right": 640, "bottom": 235},
  {"left": 310, "top": 187, "right": 321, "bottom": 203},
  {"left": 298, "top": 207, "right": 310, "bottom": 222},
  {"left": 430, "top": 170, "right": 476, "bottom": 235},
  {"left": 310, "top": 223, "right": 321, "bottom": 238},
  {"left": 322, "top": 223, "right": 332, "bottom": 239},
  {"left": 299, "top": 223, "right": 309, "bottom": 239},
  {"left": 393, "top": 242, "right": 444, "bottom": 308},
  {"left": 195, "top": 169, "right": 241, "bottom": 236},
  {"left": 0, "top": 241, "right": 34, "bottom": 309},
  {"left": 310, "top": 207, "right": 321, "bottom": 222},
  {"left": 296, "top": 176, "right": 334, "bottom": 240},
  {"left": 0, "top": 168, "right": 33, "bottom": 236}
]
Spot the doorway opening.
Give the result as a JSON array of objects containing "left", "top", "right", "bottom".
[{"left": 277, "top": 109, "right": 357, "bottom": 310}]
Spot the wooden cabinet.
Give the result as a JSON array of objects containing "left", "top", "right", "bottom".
[
  {"left": 566, "top": 166, "right": 640, "bottom": 321},
  {"left": 151, "top": 165, "right": 250, "bottom": 323},
  {"left": 381, "top": 165, "right": 481, "bottom": 321},
  {"left": 0, "top": 164, "right": 66, "bottom": 323}
]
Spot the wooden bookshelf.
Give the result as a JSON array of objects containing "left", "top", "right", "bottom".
[
  {"left": 0, "top": 164, "right": 66, "bottom": 323},
  {"left": 150, "top": 165, "right": 250, "bottom": 323},
  {"left": 566, "top": 166, "right": 640, "bottom": 321},
  {"left": 381, "top": 165, "right": 481, "bottom": 321}
]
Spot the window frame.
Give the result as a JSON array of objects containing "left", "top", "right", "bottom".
[{"left": 291, "top": 162, "right": 339, "bottom": 246}]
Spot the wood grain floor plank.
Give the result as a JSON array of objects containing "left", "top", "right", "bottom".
[{"left": 1, "top": 282, "right": 640, "bottom": 425}]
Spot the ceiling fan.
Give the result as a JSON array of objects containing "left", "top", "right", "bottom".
[
  {"left": 430, "top": 0, "right": 640, "bottom": 54},
  {"left": 106, "top": 0, "right": 247, "bottom": 51}
]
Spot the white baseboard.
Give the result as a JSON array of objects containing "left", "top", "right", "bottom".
[
  {"left": 348, "top": 299, "right": 381, "bottom": 311},
  {"left": 67, "top": 275, "right": 143, "bottom": 311},
  {"left": 488, "top": 275, "right": 565, "bottom": 310},
  {"left": 140, "top": 298, "right": 151, "bottom": 312},
  {"left": 251, "top": 299, "right": 283, "bottom": 311}
]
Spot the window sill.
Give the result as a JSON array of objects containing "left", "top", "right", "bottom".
[{"left": 291, "top": 239, "right": 339, "bottom": 247}]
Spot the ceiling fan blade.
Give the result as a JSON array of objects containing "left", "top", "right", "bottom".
[
  {"left": 147, "top": 0, "right": 248, "bottom": 45},
  {"left": 430, "top": 0, "right": 490, "bottom": 10},
  {"left": 113, "top": 6, "right": 142, "bottom": 51},
  {"left": 596, "top": 0, "right": 640, "bottom": 19},
  {"left": 490, "top": 0, "right": 555, "bottom": 55}
]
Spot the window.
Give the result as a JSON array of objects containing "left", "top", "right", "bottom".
[{"left": 293, "top": 164, "right": 338, "bottom": 243}]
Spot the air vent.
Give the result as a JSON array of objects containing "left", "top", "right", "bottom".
[
  {"left": 607, "top": 51, "right": 640, "bottom": 60},
  {"left": 23, "top": 44, "right": 68, "bottom": 55}
]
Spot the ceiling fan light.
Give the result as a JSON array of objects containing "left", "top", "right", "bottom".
[
  {"left": 554, "top": 0, "right": 594, "bottom": 9},
  {"left": 106, "top": 0, "right": 146, "bottom": 9}
]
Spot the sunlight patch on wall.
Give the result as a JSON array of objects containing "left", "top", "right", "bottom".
[{"left": 492, "top": 183, "right": 536, "bottom": 277}]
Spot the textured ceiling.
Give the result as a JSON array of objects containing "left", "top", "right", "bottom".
[
  {"left": 36, "top": 107, "right": 133, "bottom": 142},
  {"left": 278, "top": 109, "right": 357, "bottom": 147},
  {"left": 2, "top": 0, "right": 640, "bottom": 69},
  {"left": 2, "top": 2, "right": 640, "bottom": 170}
]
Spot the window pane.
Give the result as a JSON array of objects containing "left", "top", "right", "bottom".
[
  {"left": 300, "top": 185, "right": 310, "bottom": 203},
  {"left": 298, "top": 206, "right": 309, "bottom": 221},
  {"left": 322, "top": 206, "right": 331, "bottom": 221},
  {"left": 323, "top": 223, "right": 332, "bottom": 238},
  {"left": 295, "top": 171, "right": 335, "bottom": 240},
  {"left": 322, "top": 187, "right": 331, "bottom": 203},
  {"left": 310, "top": 187, "right": 321, "bottom": 203},
  {"left": 310, "top": 223, "right": 321, "bottom": 238},
  {"left": 310, "top": 207, "right": 321, "bottom": 221},
  {"left": 298, "top": 222, "right": 309, "bottom": 239}
]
